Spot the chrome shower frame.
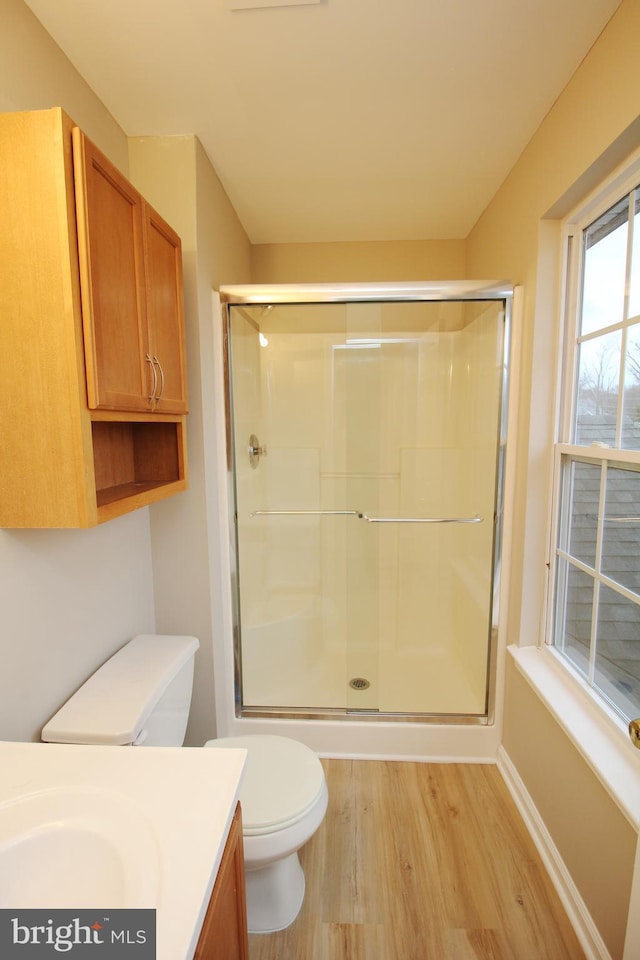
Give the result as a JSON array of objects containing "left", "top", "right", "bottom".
[{"left": 220, "top": 281, "right": 513, "bottom": 725}]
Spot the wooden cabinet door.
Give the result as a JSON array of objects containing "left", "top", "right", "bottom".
[
  {"left": 143, "top": 204, "right": 188, "bottom": 413},
  {"left": 194, "top": 803, "right": 249, "bottom": 960},
  {"left": 73, "top": 129, "right": 152, "bottom": 412}
]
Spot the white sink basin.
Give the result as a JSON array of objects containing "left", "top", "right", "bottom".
[
  {"left": 1, "top": 740, "right": 247, "bottom": 959},
  {"left": 0, "top": 787, "right": 159, "bottom": 909}
]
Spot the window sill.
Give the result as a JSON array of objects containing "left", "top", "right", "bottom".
[{"left": 507, "top": 644, "right": 640, "bottom": 830}]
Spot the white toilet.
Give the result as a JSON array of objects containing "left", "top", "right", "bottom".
[{"left": 41, "top": 634, "right": 328, "bottom": 934}]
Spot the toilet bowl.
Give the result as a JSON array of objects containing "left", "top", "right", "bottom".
[
  {"left": 206, "top": 735, "right": 328, "bottom": 933},
  {"left": 41, "top": 634, "right": 328, "bottom": 934}
]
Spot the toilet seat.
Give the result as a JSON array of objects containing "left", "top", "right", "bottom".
[{"left": 204, "top": 735, "right": 325, "bottom": 835}]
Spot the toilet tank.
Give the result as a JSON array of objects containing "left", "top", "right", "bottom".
[{"left": 41, "top": 634, "right": 200, "bottom": 747}]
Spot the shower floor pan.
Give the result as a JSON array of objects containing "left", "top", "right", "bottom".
[{"left": 241, "top": 643, "right": 488, "bottom": 720}]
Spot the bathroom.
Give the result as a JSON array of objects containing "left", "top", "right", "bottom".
[{"left": 1, "top": 0, "right": 640, "bottom": 958}]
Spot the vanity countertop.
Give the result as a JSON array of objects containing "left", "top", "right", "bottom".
[{"left": 0, "top": 740, "right": 247, "bottom": 959}]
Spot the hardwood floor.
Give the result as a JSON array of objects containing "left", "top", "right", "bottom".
[{"left": 248, "top": 759, "right": 586, "bottom": 960}]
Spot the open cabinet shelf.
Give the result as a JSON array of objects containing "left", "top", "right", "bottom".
[{"left": 92, "top": 418, "right": 187, "bottom": 521}]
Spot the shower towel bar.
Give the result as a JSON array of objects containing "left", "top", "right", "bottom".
[
  {"left": 250, "top": 509, "right": 361, "bottom": 517},
  {"left": 358, "top": 514, "right": 482, "bottom": 524},
  {"left": 250, "top": 509, "right": 483, "bottom": 524}
]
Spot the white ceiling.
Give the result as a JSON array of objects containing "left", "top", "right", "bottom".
[{"left": 24, "top": 0, "right": 622, "bottom": 244}]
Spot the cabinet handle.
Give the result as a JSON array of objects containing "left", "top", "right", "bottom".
[
  {"left": 153, "top": 356, "right": 165, "bottom": 404},
  {"left": 145, "top": 353, "right": 157, "bottom": 404}
]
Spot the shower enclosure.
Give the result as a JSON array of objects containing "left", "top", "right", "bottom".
[{"left": 221, "top": 282, "right": 511, "bottom": 722}]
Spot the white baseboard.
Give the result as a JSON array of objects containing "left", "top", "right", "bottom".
[{"left": 497, "top": 745, "right": 611, "bottom": 960}]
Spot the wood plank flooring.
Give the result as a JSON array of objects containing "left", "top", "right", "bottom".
[{"left": 248, "top": 759, "right": 585, "bottom": 960}]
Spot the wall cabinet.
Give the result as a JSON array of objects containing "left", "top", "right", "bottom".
[
  {"left": 0, "top": 107, "right": 188, "bottom": 528},
  {"left": 73, "top": 130, "right": 187, "bottom": 414},
  {"left": 194, "top": 803, "right": 249, "bottom": 960}
]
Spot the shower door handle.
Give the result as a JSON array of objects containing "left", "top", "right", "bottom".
[{"left": 357, "top": 513, "right": 483, "bottom": 524}]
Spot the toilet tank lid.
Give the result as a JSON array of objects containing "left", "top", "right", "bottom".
[{"left": 41, "top": 634, "right": 199, "bottom": 746}]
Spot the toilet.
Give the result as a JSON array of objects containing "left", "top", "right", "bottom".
[{"left": 41, "top": 634, "right": 328, "bottom": 934}]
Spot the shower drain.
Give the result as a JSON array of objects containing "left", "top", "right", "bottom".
[{"left": 349, "top": 677, "right": 371, "bottom": 691}]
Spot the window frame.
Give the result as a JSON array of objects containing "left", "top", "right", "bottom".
[{"left": 545, "top": 152, "right": 640, "bottom": 726}]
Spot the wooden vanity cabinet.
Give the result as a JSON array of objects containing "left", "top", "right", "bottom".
[
  {"left": 194, "top": 803, "right": 249, "bottom": 960},
  {"left": 0, "top": 107, "right": 188, "bottom": 528}
]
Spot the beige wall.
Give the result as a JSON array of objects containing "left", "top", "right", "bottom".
[
  {"left": 467, "top": 0, "right": 640, "bottom": 648},
  {"left": 128, "top": 135, "right": 251, "bottom": 746},
  {"left": 0, "top": 0, "right": 157, "bottom": 742},
  {"left": 0, "top": 0, "right": 127, "bottom": 170},
  {"left": 504, "top": 661, "right": 635, "bottom": 960},
  {"left": 466, "top": 1, "right": 640, "bottom": 955},
  {"left": 252, "top": 238, "right": 466, "bottom": 283}
]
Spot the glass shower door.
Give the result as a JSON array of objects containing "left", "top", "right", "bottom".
[{"left": 227, "top": 295, "right": 506, "bottom": 719}]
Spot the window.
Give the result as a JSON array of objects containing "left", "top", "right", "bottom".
[{"left": 550, "top": 164, "right": 640, "bottom": 724}]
